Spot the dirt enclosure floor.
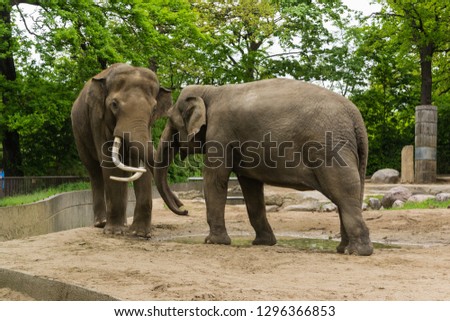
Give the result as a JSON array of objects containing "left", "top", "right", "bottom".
[{"left": 1, "top": 188, "right": 450, "bottom": 301}]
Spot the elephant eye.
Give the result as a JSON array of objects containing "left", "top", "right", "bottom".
[{"left": 110, "top": 100, "right": 119, "bottom": 112}]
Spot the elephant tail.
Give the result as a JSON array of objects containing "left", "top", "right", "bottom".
[{"left": 355, "top": 120, "right": 369, "bottom": 205}]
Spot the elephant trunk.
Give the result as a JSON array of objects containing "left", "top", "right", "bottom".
[{"left": 154, "top": 127, "right": 188, "bottom": 216}]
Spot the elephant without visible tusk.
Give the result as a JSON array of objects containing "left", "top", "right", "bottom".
[{"left": 110, "top": 136, "right": 147, "bottom": 182}]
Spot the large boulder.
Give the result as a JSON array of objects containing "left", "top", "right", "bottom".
[
  {"left": 264, "top": 194, "right": 284, "bottom": 207},
  {"left": 284, "top": 201, "right": 321, "bottom": 212},
  {"left": 368, "top": 198, "right": 382, "bottom": 210},
  {"left": 381, "top": 186, "right": 412, "bottom": 209},
  {"left": 321, "top": 203, "right": 337, "bottom": 212},
  {"left": 436, "top": 193, "right": 450, "bottom": 202},
  {"left": 392, "top": 200, "right": 405, "bottom": 208},
  {"left": 407, "top": 194, "right": 435, "bottom": 203},
  {"left": 266, "top": 205, "right": 279, "bottom": 213},
  {"left": 371, "top": 168, "right": 400, "bottom": 184}
]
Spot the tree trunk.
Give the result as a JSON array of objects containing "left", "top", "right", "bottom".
[
  {"left": 419, "top": 43, "right": 434, "bottom": 105},
  {"left": 416, "top": 43, "right": 437, "bottom": 183},
  {"left": 2, "top": 131, "right": 23, "bottom": 176},
  {"left": 0, "top": 6, "right": 16, "bottom": 81},
  {"left": 1, "top": 3, "right": 23, "bottom": 175}
]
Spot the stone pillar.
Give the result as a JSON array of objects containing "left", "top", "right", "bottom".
[
  {"left": 415, "top": 105, "right": 437, "bottom": 183},
  {"left": 401, "top": 145, "right": 414, "bottom": 184}
]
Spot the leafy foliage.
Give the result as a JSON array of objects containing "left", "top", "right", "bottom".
[
  {"left": 1, "top": 0, "right": 449, "bottom": 181},
  {"left": 2, "top": 0, "right": 202, "bottom": 176},
  {"left": 348, "top": 22, "right": 419, "bottom": 174},
  {"left": 358, "top": 0, "right": 450, "bottom": 174}
]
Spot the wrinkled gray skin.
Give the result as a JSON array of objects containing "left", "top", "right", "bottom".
[
  {"left": 155, "top": 78, "right": 373, "bottom": 255},
  {"left": 71, "top": 63, "right": 172, "bottom": 237}
]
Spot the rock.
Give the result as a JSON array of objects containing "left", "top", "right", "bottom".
[
  {"left": 381, "top": 186, "right": 412, "bottom": 209},
  {"left": 226, "top": 196, "right": 245, "bottom": 205},
  {"left": 368, "top": 198, "right": 382, "bottom": 210},
  {"left": 281, "top": 192, "right": 308, "bottom": 207},
  {"left": 392, "top": 200, "right": 405, "bottom": 208},
  {"left": 177, "top": 190, "right": 203, "bottom": 200},
  {"left": 362, "top": 203, "right": 368, "bottom": 211},
  {"left": 191, "top": 197, "right": 205, "bottom": 204},
  {"left": 228, "top": 184, "right": 242, "bottom": 196},
  {"left": 371, "top": 168, "right": 400, "bottom": 184},
  {"left": 284, "top": 202, "right": 321, "bottom": 212},
  {"left": 264, "top": 194, "right": 284, "bottom": 207},
  {"left": 436, "top": 193, "right": 450, "bottom": 202},
  {"left": 407, "top": 194, "right": 435, "bottom": 203},
  {"left": 321, "top": 203, "right": 337, "bottom": 212},
  {"left": 266, "top": 205, "right": 279, "bottom": 213}
]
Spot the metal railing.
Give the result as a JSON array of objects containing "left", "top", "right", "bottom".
[{"left": 0, "top": 176, "right": 90, "bottom": 198}]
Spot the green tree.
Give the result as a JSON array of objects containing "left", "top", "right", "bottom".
[
  {"left": 1, "top": 0, "right": 24, "bottom": 175},
  {"left": 377, "top": 0, "right": 450, "bottom": 105},
  {"left": 192, "top": 0, "right": 277, "bottom": 83},
  {"left": 1, "top": 0, "right": 202, "bottom": 176},
  {"left": 349, "top": 24, "right": 418, "bottom": 174},
  {"left": 340, "top": 8, "right": 420, "bottom": 174},
  {"left": 272, "top": 0, "right": 354, "bottom": 83},
  {"left": 370, "top": 0, "right": 450, "bottom": 175},
  {"left": 193, "top": 0, "right": 355, "bottom": 84}
]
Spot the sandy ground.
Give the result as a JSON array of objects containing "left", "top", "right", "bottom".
[{"left": 1, "top": 189, "right": 450, "bottom": 301}]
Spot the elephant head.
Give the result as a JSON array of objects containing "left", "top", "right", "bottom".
[
  {"left": 87, "top": 63, "right": 172, "bottom": 182},
  {"left": 154, "top": 93, "right": 207, "bottom": 215}
]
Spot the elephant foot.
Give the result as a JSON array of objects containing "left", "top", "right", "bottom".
[
  {"left": 103, "top": 223, "right": 127, "bottom": 236},
  {"left": 337, "top": 239, "right": 373, "bottom": 256},
  {"left": 253, "top": 233, "right": 277, "bottom": 246},
  {"left": 336, "top": 240, "right": 348, "bottom": 254},
  {"left": 128, "top": 222, "right": 151, "bottom": 239},
  {"left": 94, "top": 219, "right": 106, "bottom": 228},
  {"left": 204, "top": 232, "right": 231, "bottom": 245}
]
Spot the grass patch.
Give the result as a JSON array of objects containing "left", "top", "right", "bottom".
[
  {"left": 404, "top": 199, "right": 450, "bottom": 210},
  {"left": 278, "top": 238, "right": 339, "bottom": 252},
  {"left": 364, "top": 194, "right": 384, "bottom": 203},
  {"left": 276, "top": 238, "right": 397, "bottom": 252},
  {"left": 365, "top": 194, "right": 450, "bottom": 210},
  {"left": 388, "top": 199, "right": 450, "bottom": 210},
  {"left": 0, "top": 181, "right": 91, "bottom": 207},
  {"left": 172, "top": 236, "right": 398, "bottom": 252}
]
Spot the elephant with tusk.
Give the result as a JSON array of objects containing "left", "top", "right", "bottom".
[
  {"left": 110, "top": 137, "right": 147, "bottom": 182},
  {"left": 154, "top": 78, "right": 373, "bottom": 256},
  {"left": 71, "top": 63, "right": 172, "bottom": 237}
]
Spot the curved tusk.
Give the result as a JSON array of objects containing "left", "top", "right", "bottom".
[
  {"left": 111, "top": 137, "right": 146, "bottom": 173},
  {"left": 110, "top": 170, "right": 144, "bottom": 182},
  {"left": 110, "top": 160, "right": 145, "bottom": 182},
  {"left": 110, "top": 136, "right": 146, "bottom": 182}
]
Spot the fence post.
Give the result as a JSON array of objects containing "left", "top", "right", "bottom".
[{"left": 0, "top": 168, "right": 4, "bottom": 198}]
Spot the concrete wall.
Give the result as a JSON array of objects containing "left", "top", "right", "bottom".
[
  {"left": 0, "top": 267, "right": 118, "bottom": 300},
  {"left": 0, "top": 182, "right": 208, "bottom": 242},
  {"left": 0, "top": 189, "right": 136, "bottom": 242}
]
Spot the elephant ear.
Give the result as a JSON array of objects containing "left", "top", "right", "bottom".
[
  {"left": 86, "top": 67, "right": 115, "bottom": 120},
  {"left": 182, "top": 96, "right": 206, "bottom": 141},
  {"left": 153, "top": 87, "right": 172, "bottom": 120}
]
